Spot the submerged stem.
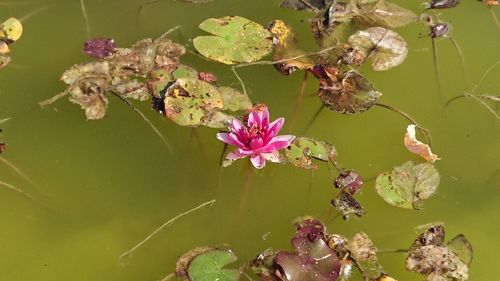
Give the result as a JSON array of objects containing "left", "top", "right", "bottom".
[
  {"left": 431, "top": 38, "right": 443, "bottom": 99},
  {"left": 80, "top": 0, "right": 91, "bottom": 39},
  {"left": 110, "top": 92, "right": 174, "bottom": 155},
  {"left": 0, "top": 156, "right": 37, "bottom": 187},
  {"left": 118, "top": 199, "right": 216, "bottom": 262},
  {"left": 302, "top": 104, "right": 326, "bottom": 135},
  {"left": 289, "top": 71, "right": 309, "bottom": 132},
  {"left": 448, "top": 37, "right": 467, "bottom": 88},
  {"left": 489, "top": 6, "right": 500, "bottom": 31}
]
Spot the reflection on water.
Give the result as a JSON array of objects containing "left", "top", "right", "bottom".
[{"left": 0, "top": 0, "right": 499, "bottom": 280}]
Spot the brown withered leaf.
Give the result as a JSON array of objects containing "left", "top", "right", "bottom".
[{"left": 404, "top": 124, "right": 440, "bottom": 163}]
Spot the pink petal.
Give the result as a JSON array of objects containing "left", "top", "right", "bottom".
[
  {"left": 226, "top": 150, "right": 249, "bottom": 160},
  {"left": 217, "top": 132, "right": 245, "bottom": 148},
  {"left": 247, "top": 111, "right": 261, "bottom": 127},
  {"left": 259, "top": 107, "right": 270, "bottom": 127},
  {"left": 261, "top": 135, "right": 295, "bottom": 153},
  {"left": 249, "top": 137, "right": 264, "bottom": 150},
  {"left": 265, "top": 117, "right": 285, "bottom": 141},
  {"left": 230, "top": 118, "right": 244, "bottom": 133},
  {"left": 250, "top": 154, "right": 266, "bottom": 169}
]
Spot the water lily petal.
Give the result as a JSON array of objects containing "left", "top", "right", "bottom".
[
  {"left": 259, "top": 107, "right": 270, "bottom": 127},
  {"left": 230, "top": 118, "right": 244, "bottom": 133},
  {"left": 217, "top": 132, "right": 245, "bottom": 148},
  {"left": 249, "top": 137, "right": 264, "bottom": 150},
  {"left": 266, "top": 117, "right": 285, "bottom": 141},
  {"left": 226, "top": 150, "right": 249, "bottom": 160},
  {"left": 250, "top": 154, "right": 266, "bottom": 169},
  {"left": 247, "top": 110, "right": 261, "bottom": 127},
  {"left": 262, "top": 135, "right": 296, "bottom": 152}
]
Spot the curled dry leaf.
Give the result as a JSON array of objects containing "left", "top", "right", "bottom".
[
  {"left": 334, "top": 170, "right": 363, "bottom": 195},
  {"left": 164, "top": 78, "right": 224, "bottom": 127},
  {"left": 348, "top": 232, "right": 383, "bottom": 280},
  {"left": 355, "top": 0, "right": 418, "bottom": 29},
  {"left": 347, "top": 27, "right": 408, "bottom": 71},
  {"left": 404, "top": 124, "right": 440, "bottom": 163},
  {"left": 317, "top": 69, "right": 382, "bottom": 114},
  {"left": 331, "top": 191, "right": 364, "bottom": 220},
  {"left": 284, "top": 137, "right": 337, "bottom": 170},
  {"left": 375, "top": 161, "right": 440, "bottom": 209},
  {"left": 193, "top": 16, "right": 273, "bottom": 64},
  {"left": 176, "top": 245, "right": 240, "bottom": 281}
]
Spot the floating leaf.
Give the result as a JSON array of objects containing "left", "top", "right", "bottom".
[
  {"left": 347, "top": 27, "right": 408, "bottom": 71},
  {"left": 164, "top": 78, "right": 224, "bottom": 127},
  {"left": 83, "top": 38, "right": 116, "bottom": 59},
  {"left": 411, "top": 224, "right": 445, "bottom": 249},
  {"left": 334, "top": 170, "right": 363, "bottom": 195},
  {"left": 111, "top": 78, "right": 149, "bottom": 101},
  {"left": 348, "top": 232, "right": 383, "bottom": 279},
  {"left": 318, "top": 70, "right": 382, "bottom": 114},
  {"left": 203, "top": 110, "right": 233, "bottom": 129},
  {"left": 331, "top": 191, "right": 363, "bottom": 220},
  {"left": 219, "top": 87, "right": 252, "bottom": 112},
  {"left": 176, "top": 246, "right": 240, "bottom": 281},
  {"left": 406, "top": 245, "right": 468, "bottom": 280},
  {"left": 193, "top": 16, "right": 273, "bottom": 64},
  {"left": 355, "top": 0, "right": 418, "bottom": 29},
  {"left": 0, "top": 41, "right": 10, "bottom": 54},
  {"left": 375, "top": 161, "right": 440, "bottom": 209},
  {"left": 173, "top": 64, "right": 199, "bottom": 80},
  {"left": 285, "top": 137, "right": 337, "bottom": 169},
  {"left": 0, "top": 55, "right": 10, "bottom": 69},
  {"left": 429, "top": 0, "right": 460, "bottom": 9},
  {"left": 0, "top": 17, "right": 23, "bottom": 42},
  {"left": 404, "top": 124, "right": 440, "bottom": 163},
  {"left": 280, "top": 0, "right": 331, "bottom": 11},
  {"left": 447, "top": 234, "right": 473, "bottom": 267}
]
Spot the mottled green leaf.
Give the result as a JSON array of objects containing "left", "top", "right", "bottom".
[
  {"left": 348, "top": 27, "right": 408, "bottom": 71},
  {"left": 285, "top": 137, "right": 337, "bottom": 169},
  {"left": 331, "top": 191, "right": 363, "bottom": 220},
  {"left": 193, "top": 16, "right": 273, "bottom": 64},
  {"left": 375, "top": 161, "right": 440, "bottom": 209},
  {"left": 355, "top": 0, "right": 418, "bottom": 29},
  {"left": 219, "top": 87, "right": 252, "bottom": 112},
  {"left": 187, "top": 249, "right": 240, "bottom": 281},
  {"left": 173, "top": 64, "right": 199, "bottom": 80},
  {"left": 447, "top": 234, "right": 473, "bottom": 267},
  {"left": 164, "top": 78, "right": 224, "bottom": 127},
  {"left": 319, "top": 70, "right": 382, "bottom": 114}
]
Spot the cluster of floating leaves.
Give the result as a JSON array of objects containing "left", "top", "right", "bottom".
[
  {"left": 0, "top": 17, "right": 22, "bottom": 69},
  {"left": 171, "top": 218, "right": 474, "bottom": 281}
]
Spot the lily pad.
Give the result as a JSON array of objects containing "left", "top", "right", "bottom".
[
  {"left": 0, "top": 55, "right": 10, "bottom": 69},
  {"left": 406, "top": 245, "right": 468, "bottom": 280},
  {"left": 375, "top": 161, "right": 440, "bottom": 209},
  {"left": 173, "top": 64, "right": 199, "bottom": 80},
  {"left": 280, "top": 0, "right": 332, "bottom": 11},
  {"left": 348, "top": 232, "right": 383, "bottom": 279},
  {"left": 193, "top": 16, "right": 273, "bottom": 64},
  {"left": 411, "top": 224, "right": 445, "bottom": 249},
  {"left": 0, "top": 41, "right": 10, "bottom": 54},
  {"left": 331, "top": 191, "right": 364, "bottom": 220},
  {"left": 447, "top": 234, "right": 473, "bottom": 267},
  {"left": 176, "top": 246, "right": 240, "bottom": 281},
  {"left": 285, "top": 137, "right": 337, "bottom": 170},
  {"left": 219, "top": 87, "right": 252, "bottom": 112},
  {"left": 318, "top": 70, "right": 382, "bottom": 114},
  {"left": 347, "top": 27, "right": 408, "bottom": 71},
  {"left": 355, "top": 0, "right": 418, "bottom": 29},
  {"left": 0, "top": 17, "right": 23, "bottom": 42},
  {"left": 164, "top": 78, "right": 224, "bottom": 127}
]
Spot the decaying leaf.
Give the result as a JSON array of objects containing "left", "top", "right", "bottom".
[
  {"left": 0, "top": 55, "right": 10, "bottom": 69},
  {"left": 193, "top": 16, "right": 273, "bottom": 64},
  {"left": 164, "top": 78, "right": 224, "bottom": 127},
  {"left": 429, "top": 0, "right": 460, "bottom": 9},
  {"left": 83, "top": 38, "right": 117, "bottom": 59},
  {"left": 347, "top": 27, "right": 408, "bottom": 71},
  {"left": 331, "top": 191, "right": 363, "bottom": 220},
  {"left": 280, "top": 0, "right": 332, "bottom": 11},
  {"left": 317, "top": 69, "right": 382, "bottom": 114},
  {"left": 404, "top": 124, "right": 440, "bottom": 163},
  {"left": 375, "top": 161, "right": 440, "bottom": 209},
  {"left": 284, "top": 137, "right": 337, "bottom": 169},
  {"left": 334, "top": 170, "right": 363, "bottom": 195},
  {"left": 219, "top": 87, "right": 252, "bottom": 112},
  {"left": 406, "top": 225, "right": 472, "bottom": 281},
  {"left": 354, "top": 0, "right": 418, "bottom": 29},
  {"left": 176, "top": 245, "right": 240, "bottom": 281},
  {"left": 0, "top": 17, "right": 23, "bottom": 42},
  {"left": 348, "top": 232, "right": 383, "bottom": 280}
]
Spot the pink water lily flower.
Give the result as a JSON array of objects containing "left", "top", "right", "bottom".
[{"left": 217, "top": 106, "right": 295, "bottom": 169}]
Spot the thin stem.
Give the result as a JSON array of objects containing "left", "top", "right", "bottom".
[
  {"left": 118, "top": 199, "right": 216, "bottom": 262},
  {"left": 471, "top": 60, "right": 500, "bottom": 94},
  {"left": 0, "top": 180, "right": 53, "bottom": 212},
  {"left": 489, "top": 6, "right": 500, "bottom": 31},
  {"left": 374, "top": 103, "right": 432, "bottom": 145},
  {"left": 378, "top": 248, "right": 409, "bottom": 254},
  {"left": 158, "top": 273, "right": 175, "bottom": 281},
  {"left": 80, "top": 0, "right": 91, "bottom": 39},
  {"left": 0, "top": 156, "right": 37, "bottom": 187},
  {"left": 239, "top": 161, "right": 254, "bottom": 213},
  {"left": 219, "top": 143, "right": 228, "bottom": 167},
  {"left": 19, "top": 6, "right": 47, "bottom": 22},
  {"left": 302, "top": 104, "right": 326, "bottom": 135},
  {"left": 448, "top": 37, "right": 467, "bottom": 88},
  {"left": 431, "top": 38, "right": 443, "bottom": 99},
  {"left": 468, "top": 94, "right": 500, "bottom": 121},
  {"left": 39, "top": 91, "right": 69, "bottom": 107},
  {"left": 299, "top": 0, "right": 319, "bottom": 11},
  {"left": 289, "top": 71, "right": 309, "bottom": 132},
  {"left": 110, "top": 92, "right": 174, "bottom": 155}
]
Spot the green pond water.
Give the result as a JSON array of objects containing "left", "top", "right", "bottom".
[{"left": 0, "top": 0, "right": 499, "bottom": 280}]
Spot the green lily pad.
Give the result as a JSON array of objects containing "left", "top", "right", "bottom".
[
  {"left": 355, "top": 0, "right": 418, "bottom": 29},
  {"left": 0, "top": 17, "right": 23, "bottom": 42},
  {"left": 173, "top": 64, "right": 199, "bottom": 80},
  {"left": 187, "top": 249, "right": 240, "bottom": 281},
  {"left": 285, "top": 137, "right": 337, "bottom": 170},
  {"left": 164, "top": 78, "right": 224, "bottom": 127},
  {"left": 347, "top": 27, "right": 408, "bottom": 71},
  {"left": 375, "top": 161, "right": 440, "bottom": 209},
  {"left": 447, "top": 234, "right": 473, "bottom": 267},
  {"left": 219, "top": 87, "right": 252, "bottom": 112},
  {"left": 319, "top": 70, "right": 382, "bottom": 114},
  {"left": 193, "top": 16, "right": 273, "bottom": 64}
]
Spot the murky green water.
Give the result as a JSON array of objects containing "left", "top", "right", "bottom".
[{"left": 0, "top": 0, "right": 499, "bottom": 280}]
